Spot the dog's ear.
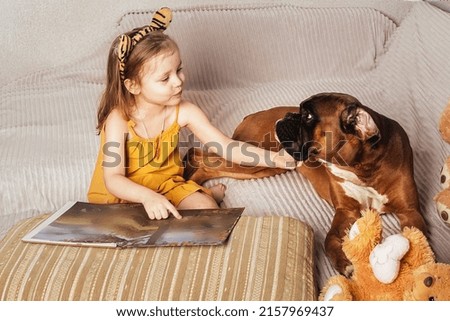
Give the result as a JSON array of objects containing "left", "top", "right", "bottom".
[{"left": 341, "top": 104, "right": 380, "bottom": 143}]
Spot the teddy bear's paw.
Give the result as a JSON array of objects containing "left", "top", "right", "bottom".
[
  {"left": 349, "top": 208, "right": 382, "bottom": 240},
  {"left": 369, "top": 234, "right": 410, "bottom": 284},
  {"left": 348, "top": 220, "right": 360, "bottom": 240},
  {"left": 320, "top": 281, "right": 354, "bottom": 301},
  {"left": 343, "top": 209, "right": 382, "bottom": 262},
  {"left": 322, "top": 285, "right": 343, "bottom": 301}
]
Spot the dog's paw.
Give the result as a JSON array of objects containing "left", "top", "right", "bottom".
[
  {"left": 343, "top": 264, "right": 355, "bottom": 278},
  {"left": 334, "top": 256, "right": 354, "bottom": 277}
]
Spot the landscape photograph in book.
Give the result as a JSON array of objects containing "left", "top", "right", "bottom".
[{"left": 24, "top": 202, "right": 243, "bottom": 248}]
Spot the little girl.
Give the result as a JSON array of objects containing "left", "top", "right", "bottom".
[{"left": 88, "top": 8, "right": 295, "bottom": 220}]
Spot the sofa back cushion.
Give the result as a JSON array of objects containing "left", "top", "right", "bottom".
[{"left": 118, "top": 6, "right": 396, "bottom": 89}]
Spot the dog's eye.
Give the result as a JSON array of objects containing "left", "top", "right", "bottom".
[{"left": 303, "top": 112, "right": 314, "bottom": 123}]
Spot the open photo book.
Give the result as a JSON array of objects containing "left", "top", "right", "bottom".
[{"left": 22, "top": 201, "right": 244, "bottom": 248}]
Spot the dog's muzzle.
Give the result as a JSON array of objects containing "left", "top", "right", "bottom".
[{"left": 275, "top": 112, "right": 306, "bottom": 161}]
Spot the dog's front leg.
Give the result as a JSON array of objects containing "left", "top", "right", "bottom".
[
  {"left": 325, "top": 206, "right": 361, "bottom": 277},
  {"left": 396, "top": 208, "right": 427, "bottom": 234}
]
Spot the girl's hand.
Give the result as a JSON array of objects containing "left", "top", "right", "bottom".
[
  {"left": 141, "top": 190, "right": 182, "bottom": 220},
  {"left": 272, "top": 151, "right": 298, "bottom": 170}
]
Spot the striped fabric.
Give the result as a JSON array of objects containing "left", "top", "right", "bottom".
[
  {"left": 0, "top": 215, "right": 315, "bottom": 301},
  {"left": 1, "top": 2, "right": 450, "bottom": 294}
]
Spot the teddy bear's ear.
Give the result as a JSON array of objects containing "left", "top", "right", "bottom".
[
  {"left": 435, "top": 157, "right": 450, "bottom": 227},
  {"left": 440, "top": 157, "right": 450, "bottom": 190},
  {"left": 439, "top": 100, "right": 450, "bottom": 144},
  {"left": 434, "top": 189, "right": 450, "bottom": 228}
]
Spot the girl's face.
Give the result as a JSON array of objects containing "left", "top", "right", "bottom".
[{"left": 130, "top": 49, "right": 185, "bottom": 108}]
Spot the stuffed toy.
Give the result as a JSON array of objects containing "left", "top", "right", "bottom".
[
  {"left": 434, "top": 99, "right": 450, "bottom": 227},
  {"left": 319, "top": 209, "right": 450, "bottom": 301}
]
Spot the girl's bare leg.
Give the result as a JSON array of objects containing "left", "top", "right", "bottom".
[
  {"left": 209, "top": 183, "right": 226, "bottom": 203},
  {"left": 177, "top": 184, "right": 226, "bottom": 209}
]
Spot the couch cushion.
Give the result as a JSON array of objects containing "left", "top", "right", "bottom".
[
  {"left": 119, "top": 6, "right": 396, "bottom": 89},
  {"left": 0, "top": 215, "right": 315, "bottom": 300}
]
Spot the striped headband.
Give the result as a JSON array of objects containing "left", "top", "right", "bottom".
[{"left": 117, "top": 7, "right": 173, "bottom": 80}]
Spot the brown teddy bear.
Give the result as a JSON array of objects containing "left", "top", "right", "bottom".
[
  {"left": 319, "top": 209, "right": 450, "bottom": 301},
  {"left": 434, "top": 100, "right": 450, "bottom": 227}
]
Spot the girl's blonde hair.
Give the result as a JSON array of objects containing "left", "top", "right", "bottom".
[{"left": 96, "top": 31, "right": 179, "bottom": 133}]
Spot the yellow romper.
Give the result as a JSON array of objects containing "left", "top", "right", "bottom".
[{"left": 87, "top": 105, "right": 210, "bottom": 206}]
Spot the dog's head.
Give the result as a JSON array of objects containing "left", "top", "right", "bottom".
[{"left": 275, "top": 93, "right": 381, "bottom": 165}]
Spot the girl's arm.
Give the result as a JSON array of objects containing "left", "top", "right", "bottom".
[
  {"left": 102, "top": 110, "right": 181, "bottom": 220},
  {"left": 179, "top": 101, "right": 296, "bottom": 169}
]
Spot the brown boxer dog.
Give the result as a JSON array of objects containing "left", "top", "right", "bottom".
[{"left": 183, "top": 92, "right": 427, "bottom": 276}]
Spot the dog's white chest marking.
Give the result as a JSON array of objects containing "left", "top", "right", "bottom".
[{"left": 324, "top": 162, "right": 388, "bottom": 212}]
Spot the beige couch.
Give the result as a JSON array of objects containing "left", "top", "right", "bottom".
[{"left": 1, "top": 0, "right": 449, "bottom": 299}]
